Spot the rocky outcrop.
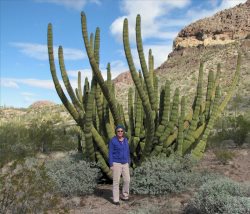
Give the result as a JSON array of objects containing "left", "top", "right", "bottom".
[
  {"left": 113, "top": 1, "right": 250, "bottom": 112},
  {"left": 174, "top": 0, "right": 250, "bottom": 49}
]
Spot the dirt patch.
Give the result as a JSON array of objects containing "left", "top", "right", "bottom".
[{"left": 197, "top": 148, "right": 250, "bottom": 183}]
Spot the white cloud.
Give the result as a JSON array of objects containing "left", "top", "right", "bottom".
[
  {"left": 187, "top": 0, "right": 247, "bottom": 22},
  {"left": 0, "top": 79, "right": 19, "bottom": 88},
  {"left": 1, "top": 78, "right": 55, "bottom": 90},
  {"left": 10, "top": 42, "right": 85, "bottom": 61},
  {"left": 35, "top": 0, "right": 101, "bottom": 11},
  {"left": 110, "top": 0, "right": 190, "bottom": 43}
]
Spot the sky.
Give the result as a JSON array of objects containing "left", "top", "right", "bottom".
[{"left": 0, "top": 0, "right": 247, "bottom": 108}]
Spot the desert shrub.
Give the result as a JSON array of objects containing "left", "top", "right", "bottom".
[
  {"left": 0, "top": 158, "right": 61, "bottom": 213},
  {"left": 214, "top": 149, "right": 235, "bottom": 164},
  {"left": 0, "top": 120, "right": 34, "bottom": 167},
  {"left": 130, "top": 155, "right": 196, "bottom": 195},
  {"left": 187, "top": 178, "right": 250, "bottom": 214},
  {"left": 209, "top": 114, "right": 250, "bottom": 148},
  {"left": 190, "top": 171, "right": 223, "bottom": 187},
  {"left": 45, "top": 156, "right": 100, "bottom": 196},
  {"left": 0, "top": 114, "right": 80, "bottom": 167}
]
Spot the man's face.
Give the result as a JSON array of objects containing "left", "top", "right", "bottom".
[{"left": 116, "top": 129, "right": 124, "bottom": 137}]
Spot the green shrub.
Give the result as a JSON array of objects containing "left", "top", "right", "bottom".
[
  {"left": 0, "top": 120, "right": 34, "bottom": 167},
  {"left": 0, "top": 114, "right": 80, "bottom": 167},
  {"left": 45, "top": 155, "right": 100, "bottom": 196},
  {"left": 0, "top": 158, "right": 61, "bottom": 213},
  {"left": 130, "top": 155, "right": 196, "bottom": 195},
  {"left": 209, "top": 114, "right": 250, "bottom": 148},
  {"left": 214, "top": 149, "right": 235, "bottom": 164},
  {"left": 187, "top": 178, "right": 250, "bottom": 214}
]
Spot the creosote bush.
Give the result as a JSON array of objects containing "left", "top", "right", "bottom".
[
  {"left": 0, "top": 158, "right": 62, "bottom": 214},
  {"left": 214, "top": 149, "right": 235, "bottom": 164},
  {"left": 130, "top": 155, "right": 196, "bottom": 195},
  {"left": 186, "top": 178, "right": 250, "bottom": 214},
  {"left": 45, "top": 156, "right": 100, "bottom": 196}
]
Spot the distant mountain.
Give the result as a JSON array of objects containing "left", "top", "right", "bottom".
[
  {"left": 29, "top": 100, "right": 56, "bottom": 109},
  {"left": 114, "top": 0, "right": 250, "bottom": 112}
]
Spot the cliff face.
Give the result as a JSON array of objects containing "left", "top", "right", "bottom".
[
  {"left": 174, "top": 0, "right": 250, "bottom": 49},
  {"left": 114, "top": 0, "right": 250, "bottom": 111}
]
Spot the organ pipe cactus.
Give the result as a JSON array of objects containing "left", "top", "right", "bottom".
[{"left": 47, "top": 12, "right": 241, "bottom": 179}]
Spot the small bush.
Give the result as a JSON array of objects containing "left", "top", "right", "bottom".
[
  {"left": 45, "top": 155, "right": 100, "bottom": 196},
  {"left": 187, "top": 178, "right": 250, "bottom": 214},
  {"left": 214, "top": 149, "right": 235, "bottom": 164},
  {"left": 130, "top": 155, "right": 196, "bottom": 195},
  {"left": 209, "top": 114, "right": 250, "bottom": 148},
  {"left": 0, "top": 158, "right": 61, "bottom": 213}
]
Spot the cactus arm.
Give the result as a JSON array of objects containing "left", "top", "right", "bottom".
[
  {"left": 84, "top": 88, "right": 95, "bottom": 162},
  {"left": 136, "top": 15, "right": 157, "bottom": 111},
  {"left": 204, "top": 70, "right": 214, "bottom": 119},
  {"left": 77, "top": 71, "right": 83, "bottom": 104},
  {"left": 177, "top": 96, "right": 185, "bottom": 155},
  {"left": 218, "top": 54, "right": 241, "bottom": 112},
  {"left": 81, "top": 12, "right": 122, "bottom": 126},
  {"left": 161, "top": 88, "right": 180, "bottom": 149},
  {"left": 211, "top": 64, "right": 221, "bottom": 100},
  {"left": 128, "top": 88, "right": 135, "bottom": 138},
  {"left": 156, "top": 80, "right": 170, "bottom": 137},
  {"left": 148, "top": 49, "right": 154, "bottom": 87},
  {"left": 96, "top": 151, "right": 112, "bottom": 179},
  {"left": 91, "top": 126, "right": 108, "bottom": 161},
  {"left": 192, "top": 55, "right": 241, "bottom": 159},
  {"left": 47, "top": 23, "right": 80, "bottom": 123},
  {"left": 58, "top": 46, "right": 84, "bottom": 116},
  {"left": 123, "top": 17, "right": 155, "bottom": 157},
  {"left": 191, "top": 86, "right": 221, "bottom": 159},
  {"left": 182, "top": 63, "right": 204, "bottom": 153}
]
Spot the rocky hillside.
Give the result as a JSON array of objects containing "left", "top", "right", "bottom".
[{"left": 114, "top": 0, "right": 250, "bottom": 112}]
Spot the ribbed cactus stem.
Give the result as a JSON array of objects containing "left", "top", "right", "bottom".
[
  {"left": 123, "top": 17, "right": 155, "bottom": 157},
  {"left": 77, "top": 71, "right": 83, "bottom": 104},
  {"left": 204, "top": 70, "right": 214, "bottom": 119},
  {"left": 177, "top": 96, "right": 185, "bottom": 155},
  {"left": 136, "top": 15, "right": 157, "bottom": 112},
  {"left": 128, "top": 88, "right": 135, "bottom": 137},
  {"left": 91, "top": 126, "right": 108, "bottom": 161},
  {"left": 94, "top": 27, "right": 100, "bottom": 66},
  {"left": 47, "top": 23, "right": 80, "bottom": 123},
  {"left": 191, "top": 85, "right": 221, "bottom": 159},
  {"left": 211, "top": 63, "right": 221, "bottom": 100},
  {"left": 84, "top": 89, "right": 95, "bottom": 161},
  {"left": 182, "top": 62, "right": 204, "bottom": 153},
  {"left": 58, "top": 46, "right": 84, "bottom": 117},
  {"left": 83, "top": 77, "right": 89, "bottom": 111},
  {"left": 96, "top": 151, "right": 112, "bottom": 179},
  {"left": 148, "top": 49, "right": 154, "bottom": 87},
  {"left": 81, "top": 12, "right": 122, "bottom": 126}
]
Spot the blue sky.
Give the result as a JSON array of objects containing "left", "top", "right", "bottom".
[{"left": 0, "top": 0, "right": 246, "bottom": 108}]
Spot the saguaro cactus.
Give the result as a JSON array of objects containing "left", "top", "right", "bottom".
[{"left": 47, "top": 12, "right": 241, "bottom": 178}]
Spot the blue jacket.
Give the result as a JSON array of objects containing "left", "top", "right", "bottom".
[{"left": 108, "top": 136, "right": 130, "bottom": 167}]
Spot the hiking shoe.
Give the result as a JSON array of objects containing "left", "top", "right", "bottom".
[
  {"left": 113, "top": 201, "right": 120, "bottom": 205},
  {"left": 120, "top": 197, "right": 129, "bottom": 201}
]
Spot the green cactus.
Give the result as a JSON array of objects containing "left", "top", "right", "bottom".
[{"left": 47, "top": 13, "right": 241, "bottom": 179}]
